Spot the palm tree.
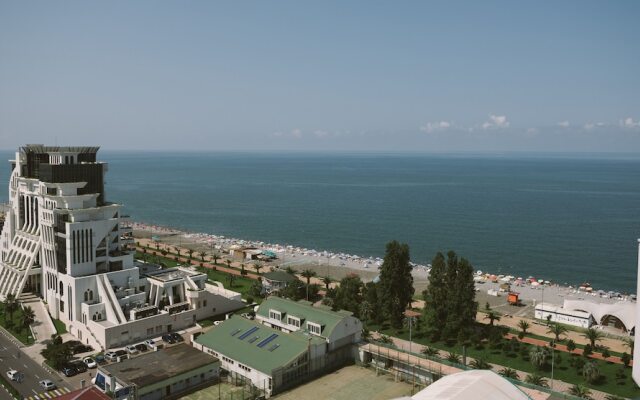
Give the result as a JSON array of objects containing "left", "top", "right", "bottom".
[
  {"left": 529, "top": 346, "right": 549, "bottom": 370},
  {"left": 322, "top": 276, "right": 332, "bottom": 290},
  {"left": 582, "top": 360, "right": 600, "bottom": 384},
  {"left": 517, "top": 320, "right": 530, "bottom": 335},
  {"left": 225, "top": 259, "right": 232, "bottom": 269},
  {"left": 569, "top": 384, "right": 593, "bottom": 399},
  {"left": 582, "top": 328, "right": 603, "bottom": 348},
  {"left": 499, "top": 367, "right": 519, "bottom": 380},
  {"left": 524, "top": 374, "right": 549, "bottom": 388},
  {"left": 21, "top": 306, "right": 35, "bottom": 329},
  {"left": 212, "top": 251, "right": 220, "bottom": 265},
  {"left": 240, "top": 264, "right": 247, "bottom": 276},
  {"left": 227, "top": 273, "right": 236, "bottom": 288},
  {"left": 469, "top": 358, "right": 491, "bottom": 369},
  {"left": 199, "top": 251, "right": 207, "bottom": 262},
  {"left": 301, "top": 269, "right": 317, "bottom": 301},
  {"left": 4, "top": 293, "right": 18, "bottom": 322},
  {"left": 187, "top": 249, "right": 194, "bottom": 259},
  {"left": 547, "top": 323, "right": 568, "bottom": 341},
  {"left": 622, "top": 337, "right": 634, "bottom": 353},
  {"left": 566, "top": 339, "right": 577, "bottom": 353},
  {"left": 484, "top": 311, "right": 501, "bottom": 326},
  {"left": 446, "top": 352, "right": 461, "bottom": 364},
  {"left": 155, "top": 242, "right": 160, "bottom": 250},
  {"left": 254, "top": 262, "right": 263, "bottom": 275},
  {"left": 174, "top": 246, "right": 181, "bottom": 256},
  {"left": 421, "top": 346, "right": 439, "bottom": 358}
]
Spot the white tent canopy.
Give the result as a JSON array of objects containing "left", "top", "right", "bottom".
[
  {"left": 563, "top": 299, "right": 636, "bottom": 332},
  {"left": 399, "top": 370, "right": 531, "bottom": 400}
]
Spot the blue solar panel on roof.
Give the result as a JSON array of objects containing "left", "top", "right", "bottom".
[
  {"left": 257, "top": 333, "right": 278, "bottom": 348},
  {"left": 238, "top": 326, "right": 259, "bottom": 340},
  {"left": 248, "top": 336, "right": 260, "bottom": 343}
]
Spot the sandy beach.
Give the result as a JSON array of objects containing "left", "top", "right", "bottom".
[{"left": 130, "top": 221, "right": 635, "bottom": 319}]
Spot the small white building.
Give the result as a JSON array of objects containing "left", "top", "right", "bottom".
[{"left": 534, "top": 302, "right": 593, "bottom": 329}]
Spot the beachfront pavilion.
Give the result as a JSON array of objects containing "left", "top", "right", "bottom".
[
  {"left": 393, "top": 370, "right": 532, "bottom": 400},
  {"left": 563, "top": 299, "right": 636, "bottom": 333},
  {"left": 261, "top": 270, "right": 299, "bottom": 294}
]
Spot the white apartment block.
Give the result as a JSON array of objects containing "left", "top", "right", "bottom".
[{"left": 0, "top": 145, "right": 244, "bottom": 350}]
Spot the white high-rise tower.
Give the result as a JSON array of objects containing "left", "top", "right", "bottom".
[{"left": 0, "top": 145, "right": 243, "bottom": 350}]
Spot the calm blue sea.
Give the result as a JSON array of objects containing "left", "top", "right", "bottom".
[{"left": 1, "top": 151, "right": 639, "bottom": 293}]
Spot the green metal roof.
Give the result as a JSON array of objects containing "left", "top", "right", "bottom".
[
  {"left": 257, "top": 297, "right": 352, "bottom": 338},
  {"left": 262, "top": 270, "right": 298, "bottom": 283},
  {"left": 195, "top": 315, "right": 319, "bottom": 375}
]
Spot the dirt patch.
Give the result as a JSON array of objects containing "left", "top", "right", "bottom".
[{"left": 274, "top": 365, "right": 415, "bottom": 400}]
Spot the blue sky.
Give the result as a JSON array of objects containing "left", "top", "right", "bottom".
[{"left": 0, "top": 1, "right": 639, "bottom": 152}]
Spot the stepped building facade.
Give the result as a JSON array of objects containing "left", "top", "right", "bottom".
[{"left": 0, "top": 145, "right": 243, "bottom": 350}]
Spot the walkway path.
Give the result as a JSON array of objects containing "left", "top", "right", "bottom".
[{"left": 21, "top": 295, "right": 56, "bottom": 344}]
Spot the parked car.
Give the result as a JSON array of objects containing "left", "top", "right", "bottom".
[
  {"left": 170, "top": 332, "right": 184, "bottom": 342},
  {"left": 95, "top": 354, "right": 106, "bottom": 365},
  {"left": 83, "top": 357, "right": 97, "bottom": 369},
  {"left": 6, "top": 369, "right": 23, "bottom": 382},
  {"left": 161, "top": 334, "right": 175, "bottom": 344},
  {"left": 104, "top": 351, "right": 118, "bottom": 362},
  {"left": 144, "top": 339, "right": 156, "bottom": 348},
  {"left": 125, "top": 345, "right": 138, "bottom": 355},
  {"left": 71, "top": 361, "right": 87, "bottom": 373},
  {"left": 39, "top": 380, "right": 56, "bottom": 391},
  {"left": 61, "top": 365, "right": 77, "bottom": 377},
  {"left": 114, "top": 349, "right": 127, "bottom": 358},
  {"left": 135, "top": 343, "right": 148, "bottom": 352}
]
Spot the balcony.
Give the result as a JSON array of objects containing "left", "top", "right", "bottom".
[{"left": 166, "top": 301, "right": 190, "bottom": 315}]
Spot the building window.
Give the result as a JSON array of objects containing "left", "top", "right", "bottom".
[
  {"left": 203, "top": 300, "right": 207, "bottom": 307},
  {"left": 287, "top": 316, "right": 301, "bottom": 328},
  {"left": 269, "top": 309, "right": 281, "bottom": 321},
  {"left": 307, "top": 322, "right": 321, "bottom": 335},
  {"left": 59, "top": 300, "right": 64, "bottom": 313}
]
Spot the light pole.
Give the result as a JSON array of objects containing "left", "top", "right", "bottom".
[{"left": 550, "top": 339, "right": 555, "bottom": 391}]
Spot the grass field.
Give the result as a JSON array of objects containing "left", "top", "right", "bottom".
[
  {"left": 273, "top": 365, "right": 415, "bottom": 400},
  {"left": 0, "top": 303, "right": 34, "bottom": 345}
]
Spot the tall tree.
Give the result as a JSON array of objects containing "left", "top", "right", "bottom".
[
  {"left": 547, "top": 323, "right": 568, "bottom": 341},
  {"left": 379, "top": 241, "right": 414, "bottom": 329},
  {"left": 441, "top": 252, "right": 477, "bottom": 342},
  {"left": 423, "top": 252, "right": 447, "bottom": 339},
  {"left": 334, "top": 274, "right": 364, "bottom": 317},
  {"left": 518, "top": 320, "right": 530, "bottom": 335},
  {"left": 363, "top": 282, "right": 383, "bottom": 325}
]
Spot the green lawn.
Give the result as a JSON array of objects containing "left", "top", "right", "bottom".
[
  {"left": 0, "top": 304, "right": 34, "bottom": 345},
  {"left": 53, "top": 318, "right": 67, "bottom": 334},
  {"left": 367, "top": 322, "right": 640, "bottom": 399}
]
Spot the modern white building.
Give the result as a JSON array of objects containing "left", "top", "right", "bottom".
[
  {"left": 0, "top": 145, "right": 244, "bottom": 350},
  {"left": 534, "top": 302, "right": 593, "bottom": 329},
  {"left": 633, "top": 238, "right": 640, "bottom": 387}
]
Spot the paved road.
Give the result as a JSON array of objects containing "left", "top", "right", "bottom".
[{"left": 0, "top": 332, "right": 71, "bottom": 400}]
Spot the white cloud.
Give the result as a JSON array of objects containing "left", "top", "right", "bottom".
[
  {"left": 526, "top": 128, "right": 537, "bottom": 134},
  {"left": 291, "top": 128, "right": 302, "bottom": 138},
  {"left": 558, "top": 121, "right": 570, "bottom": 128},
  {"left": 272, "top": 131, "right": 283, "bottom": 137},
  {"left": 481, "top": 114, "right": 509, "bottom": 130},
  {"left": 620, "top": 117, "right": 640, "bottom": 129},
  {"left": 420, "top": 120, "right": 451, "bottom": 133},
  {"left": 314, "top": 130, "right": 329, "bottom": 138},
  {"left": 584, "top": 122, "right": 606, "bottom": 130}
]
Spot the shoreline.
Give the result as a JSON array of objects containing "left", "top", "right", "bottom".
[{"left": 129, "top": 221, "right": 636, "bottom": 310}]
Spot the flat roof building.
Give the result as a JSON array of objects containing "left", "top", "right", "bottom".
[{"left": 95, "top": 344, "right": 219, "bottom": 400}]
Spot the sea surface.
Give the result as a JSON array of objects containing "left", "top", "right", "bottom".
[{"left": 1, "top": 150, "right": 639, "bottom": 293}]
